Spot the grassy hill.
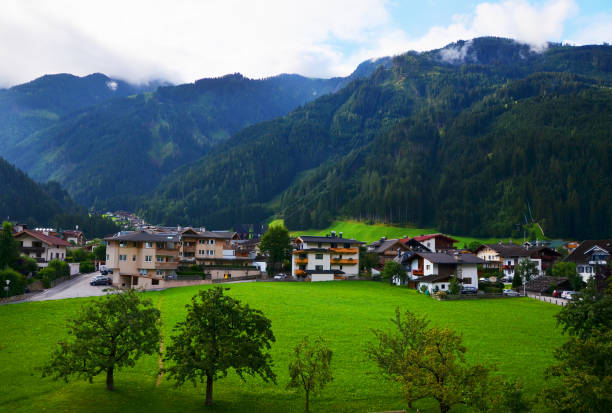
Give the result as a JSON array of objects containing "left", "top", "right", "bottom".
[{"left": 0, "top": 282, "right": 563, "bottom": 412}]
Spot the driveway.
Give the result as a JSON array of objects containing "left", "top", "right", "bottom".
[{"left": 28, "top": 271, "right": 115, "bottom": 302}]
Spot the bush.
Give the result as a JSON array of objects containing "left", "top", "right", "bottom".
[
  {"left": 479, "top": 280, "right": 504, "bottom": 294},
  {"left": 0, "top": 267, "right": 27, "bottom": 297},
  {"left": 79, "top": 262, "right": 95, "bottom": 273},
  {"left": 38, "top": 260, "right": 70, "bottom": 288}
]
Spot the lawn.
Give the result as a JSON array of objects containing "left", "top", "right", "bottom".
[
  {"left": 279, "top": 219, "right": 522, "bottom": 246},
  {"left": 0, "top": 282, "right": 564, "bottom": 412}
]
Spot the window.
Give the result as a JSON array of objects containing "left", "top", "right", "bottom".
[
  {"left": 132, "top": 255, "right": 136, "bottom": 261},
  {"left": 425, "top": 264, "right": 430, "bottom": 270},
  {"left": 331, "top": 243, "right": 337, "bottom": 248},
  {"left": 318, "top": 242, "right": 322, "bottom": 248},
  {"left": 145, "top": 256, "right": 153, "bottom": 262},
  {"left": 152, "top": 279, "right": 159, "bottom": 285},
  {"left": 132, "top": 277, "right": 138, "bottom": 286},
  {"left": 208, "top": 239, "right": 215, "bottom": 245},
  {"left": 578, "top": 266, "right": 584, "bottom": 272},
  {"left": 315, "top": 265, "right": 323, "bottom": 271},
  {"left": 463, "top": 278, "right": 472, "bottom": 284},
  {"left": 119, "top": 255, "right": 127, "bottom": 261},
  {"left": 156, "top": 256, "right": 164, "bottom": 262},
  {"left": 315, "top": 254, "right": 323, "bottom": 259},
  {"left": 145, "top": 242, "right": 153, "bottom": 248},
  {"left": 119, "top": 242, "right": 128, "bottom": 247},
  {"left": 106, "top": 254, "right": 109, "bottom": 261},
  {"left": 198, "top": 250, "right": 205, "bottom": 255},
  {"left": 344, "top": 243, "right": 351, "bottom": 248},
  {"left": 56, "top": 252, "right": 59, "bottom": 259},
  {"left": 339, "top": 265, "right": 343, "bottom": 270},
  {"left": 199, "top": 239, "right": 205, "bottom": 244},
  {"left": 156, "top": 242, "right": 165, "bottom": 249},
  {"left": 207, "top": 250, "right": 215, "bottom": 256},
  {"left": 441, "top": 284, "right": 446, "bottom": 289},
  {"left": 156, "top": 270, "right": 163, "bottom": 276},
  {"left": 139, "top": 269, "right": 147, "bottom": 275}
]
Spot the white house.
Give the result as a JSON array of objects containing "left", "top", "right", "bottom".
[
  {"left": 292, "top": 234, "right": 364, "bottom": 281},
  {"left": 14, "top": 229, "right": 72, "bottom": 267}
]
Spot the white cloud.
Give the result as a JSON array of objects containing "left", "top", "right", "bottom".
[{"left": 565, "top": 13, "right": 612, "bottom": 45}]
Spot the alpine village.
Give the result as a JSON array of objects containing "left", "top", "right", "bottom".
[{"left": 0, "top": 3, "right": 611, "bottom": 413}]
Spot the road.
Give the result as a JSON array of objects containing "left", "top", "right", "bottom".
[
  {"left": 27, "top": 271, "right": 115, "bottom": 302},
  {"left": 526, "top": 293, "right": 569, "bottom": 306}
]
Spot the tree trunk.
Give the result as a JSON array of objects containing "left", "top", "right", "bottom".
[
  {"left": 106, "top": 367, "right": 114, "bottom": 391},
  {"left": 439, "top": 400, "right": 450, "bottom": 413},
  {"left": 205, "top": 374, "right": 213, "bottom": 406},
  {"left": 305, "top": 389, "right": 309, "bottom": 412}
]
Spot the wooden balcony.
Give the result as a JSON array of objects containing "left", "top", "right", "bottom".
[
  {"left": 412, "top": 268, "right": 424, "bottom": 276},
  {"left": 295, "top": 258, "right": 308, "bottom": 265},
  {"left": 21, "top": 246, "right": 45, "bottom": 255},
  {"left": 330, "top": 248, "right": 358, "bottom": 254},
  {"left": 331, "top": 258, "right": 357, "bottom": 265},
  {"left": 295, "top": 269, "right": 307, "bottom": 276}
]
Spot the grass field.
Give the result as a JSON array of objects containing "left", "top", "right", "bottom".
[
  {"left": 274, "top": 219, "right": 522, "bottom": 246},
  {"left": 0, "top": 282, "right": 563, "bottom": 412}
]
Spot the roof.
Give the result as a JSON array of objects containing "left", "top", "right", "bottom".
[
  {"left": 477, "top": 243, "right": 533, "bottom": 257},
  {"left": 180, "top": 228, "right": 238, "bottom": 239},
  {"left": 368, "top": 239, "right": 407, "bottom": 253},
  {"left": 566, "top": 239, "right": 612, "bottom": 264},
  {"left": 104, "top": 231, "right": 180, "bottom": 242},
  {"left": 62, "top": 230, "right": 84, "bottom": 237},
  {"left": 414, "top": 252, "right": 484, "bottom": 265},
  {"left": 297, "top": 235, "right": 364, "bottom": 244},
  {"left": 14, "top": 229, "right": 72, "bottom": 247},
  {"left": 411, "top": 233, "right": 459, "bottom": 243},
  {"left": 523, "top": 276, "right": 571, "bottom": 293},
  {"left": 417, "top": 274, "right": 452, "bottom": 283}
]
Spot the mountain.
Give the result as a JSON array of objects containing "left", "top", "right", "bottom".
[
  {"left": 142, "top": 37, "right": 612, "bottom": 239},
  {"left": 0, "top": 61, "right": 389, "bottom": 207},
  {"left": 0, "top": 155, "right": 78, "bottom": 224}
]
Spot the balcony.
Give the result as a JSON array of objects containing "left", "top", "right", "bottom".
[
  {"left": 156, "top": 262, "right": 178, "bottom": 269},
  {"left": 588, "top": 260, "right": 608, "bottom": 266},
  {"left": 330, "top": 248, "right": 358, "bottom": 254},
  {"left": 331, "top": 258, "right": 357, "bottom": 265},
  {"left": 502, "top": 265, "right": 515, "bottom": 270},
  {"left": 157, "top": 248, "right": 178, "bottom": 256},
  {"left": 295, "top": 258, "right": 308, "bottom": 265},
  {"left": 21, "top": 246, "right": 45, "bottom": 255},
  {"left": 412, "top": 268, "right": 424, "bottom": 276},
  {"left": 295, "top": 269, "right": 307, "bottom": 277}
]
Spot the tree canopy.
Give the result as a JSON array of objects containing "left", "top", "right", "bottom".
[
  {"left": 259, "top": 225, "right": 291, "bottom": 275},
  {"left": 163, "top": 287, "right": 276, "bottom": 406}
]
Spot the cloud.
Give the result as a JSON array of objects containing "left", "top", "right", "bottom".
[{"left": 565, "top": 13, "right": 612, "bottom": 45}]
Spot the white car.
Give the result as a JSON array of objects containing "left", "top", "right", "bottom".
[
  {"left": 561, "top": 291, "right": 578, "bottom": 300},
  {"left": 503, "top": 289, "right": 520, "bottom": 297},
  {"left": 273, "top": 273, "right": 287, "bottom": 280}
]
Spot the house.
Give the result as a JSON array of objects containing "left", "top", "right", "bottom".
[
  {"left": 292, "top": 234, "right": 364, "bottom": 281},
  {"left": 401, "top": 251, "right": 483, "bottom": 293},
  {"left": 565, "top": 239, "right": 612, "bottom": 282},
  {"left": 523, "top": 276, "right": 571, "bottom": 295},
  {"left": 475, "top": 243, "right": 560, "bottom": 278},
  {"left": 13, "top": 229, "right": 71, "bottom": 267},
  {"left": 367, "top": 238, "right": 412, "bottom": 267},
  {"left": 61, "top": 229, "right": 86, "bottom": 246},
  {"left": 178, "top": 228, "right": 256, "bottom": 280},
  {"left": 402, "top": 233, "right": 458, "bottom": 252},
  {"left": 105, "top": 230, "right": 181, "bottom": 288}
]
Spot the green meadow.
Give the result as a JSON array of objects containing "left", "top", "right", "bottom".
[
  {"left": 273, "top": 219, "right": 522, "bottom": 245},
  {"left": 0, "top": 282, "right": 563, "bottom": 412}
]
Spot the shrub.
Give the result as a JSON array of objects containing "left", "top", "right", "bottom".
[
  {"left": 0, "top": 267, "right": 27, "bottom": 297},
  {"left": 38, "top": 260, "right": 70, "bottom": 288},
  {"left": 79, "top": 262, "right": 95, "bottom": 273}
]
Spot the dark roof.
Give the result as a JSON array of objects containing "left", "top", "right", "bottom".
[
  {"left": 180, "top": 229, "right": 238, "bottom": 239},
  {"left": 417, "top": 274, "right": 452, "bottom": 283},
  {"left": 411, "top": 233, "right": 459, "bottom": 243},
  {"left": 297, "top": 235, "right": 363, "bottom": 244},
  {"left": 369, "top": 239, "right": 407, "bottom": 253},
  {"left": 14, "top": 230, "right": 72, "bottom": 247},
  {"left": 414, "top": 252, "right": 484, "bottom": 265},
  {"left": 523, "top": 276, "right": 571, "bottom": 293},
  {"left": 566, "top": 239, "right": 612, "bottom": 264},
  {"left": 402, "top": 238, "right": 431, "bottom": 252},
  {"left": 104, "top": 231, "right": 180, "bottom": 242},
  {"left": 394, "top": 251, "right": 415, "bottom": 265}
]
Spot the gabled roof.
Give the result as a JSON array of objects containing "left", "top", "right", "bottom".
[
  {"left": 523, "top": 276, "right": 570, "bottom": 293},
  {"left": 476, "top": 243, "right": 532, "bottom": 257},
  {"left": 566, "top": 239, "right": 612, "bottom": 263},
  {"left": 414, "top": 252, "right": 484, "bottom": 265},
  {"left": 180, "top": 228, "right": 238, "bottom": 240},
  {"left": 368, "top": 239, "right": 408, "bottom": 253},
  {"left": 14, "top": 229, "right": 72, "bottom": 247},
  {"left": 297, "top": 235, "right": 364, "bottom": 244},
  {"left": 62, "top": 230, "right": 84, "bottom": 237},
  {"left": 417, "top": 274, "right": 452, "bottom": 283},
  {"left": 104, "top": 231, "right": 180, "bottom": 242},
  {"left": 410, "top": 233, "right": 459, "bottom": 243}
]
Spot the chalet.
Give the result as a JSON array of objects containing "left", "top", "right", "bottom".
[
  {"left": 292, "top": 234, "right": 364, "bottom": 281},
  {"left": 565, "top": 239, "right": 612, "bottom": 282},
  {"left": 14, "top": 229, "right": 71, "bottom": 267},
  {"left": 400, "top": 251, "right": 483, "bottom": 293},
  {"left": 367, "top": 238, "right": 412, "bottom": 267},
  {"left": 61, "top": 229, "right": 86, "bottom": 246},
  {"left": 475, "top": 243, "right": 560, "bottom": 278},
  {"left": 523, "top": 276, "right": 571, "bottom": 295},
  {"left": 402, "top": 233, "right": 458, "bottom": 252}
]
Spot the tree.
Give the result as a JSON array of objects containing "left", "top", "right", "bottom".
[
  {"left": 164, "top": 287, "right": 276, "bottom": 406},
  {"left": 359, "top": 246, "right": 378, "bottom": 276},
  {"left": 551, "top": 261, "right": 583, "bottom": 291},
  {"left": 0, "top": 221, "right": 19, "bottom": 270},
  {"left": 41, "top": 290, "right": 160, "bottom": 390},
  {"left": 93, "top": 244, "right": 107, "bottom": 261},
  {"left": 0, "top": 267, "right": 27, "bottom": 297},
  {"left": 259, "top": 225, "right": 291, "bottom": 275},
  {"left": 449, "top": 276, "right": 461, "bottom": 295},
  {"left": 368, "top": 308, "right": 496, "bottom": 412},
  {"left": 381, "top": 261, "right": 407, "bottom": 285},
  {"left": 544, "top": 281, "right": 612, "bottom": 411},
  {"left": 512, "top": 272, "right": 523, "bottom": 288},
  {"left": 515, "top": 259, "right": 538, "bottom": 283},
  {"left": 287, "top": 336, "right": 333, "bottom": 412}
]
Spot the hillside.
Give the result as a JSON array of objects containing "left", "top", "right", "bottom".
[
  {"left": 142, "top": 38, "right": 612, "bottom": 239},
  {"left": 1, "top": 60, "right": 390, "bottom": 207}
]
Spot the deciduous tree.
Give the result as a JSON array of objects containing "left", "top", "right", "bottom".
[
  {"left": 287, "top": 336, "right": 333, "bottom": 412},
  {"left": 41, "top": 290, "right": 160, "bottom": 390},
  {"left": 164, "top": 287, "right": 276, "bottom": 406},
  {"left": 259, "top": 225, "right": 291, "bottom": 275},
  {"left": 381, "top": 261, "right": 407, "bottom": 285}
]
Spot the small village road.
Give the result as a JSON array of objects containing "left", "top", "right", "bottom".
[{"left": 27, "top": 271, "right": 115, "bottom": 302}]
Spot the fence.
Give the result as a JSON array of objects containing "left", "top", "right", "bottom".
[{"left": 526, "top": 293, "right": 568, "bottom": 306}]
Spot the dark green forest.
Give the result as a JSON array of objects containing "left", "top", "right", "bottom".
[{"left": 142, "top": 38, "right": 612, "bottom": 239}]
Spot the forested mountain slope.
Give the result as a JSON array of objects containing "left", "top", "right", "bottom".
[
  {"left": 1, "top": 60, "right": 390, "bottom": 206},
  {"left": 142, "top": 38, "right": 612, "bottom": 239}
]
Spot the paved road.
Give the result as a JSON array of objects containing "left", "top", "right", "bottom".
[
  {"left": 28, "top": 271, "right": 115, "bottom": 302},
  {"left": 526, "top": 293, "right": 569, "bottom": 306}
]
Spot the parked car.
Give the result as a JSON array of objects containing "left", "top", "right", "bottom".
[
  {"left": 561, "top": 291, "right": 578, "bottom": 300},
  {"left": 503, "top": 289, "right": 520, "bottom": 297},
  {"left": 461, "top": 286, "right": 478, "bottom": 294},
  {"left": 273, "top": 273, "right": 287, "bottom": 280},
  {"left": 100, "top": 270, "right": 108, "bottom": 275},
  {"left": 90, "top": 276, "right": 112, "bottom": 286}
]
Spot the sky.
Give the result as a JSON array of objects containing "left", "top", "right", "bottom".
[{"left": 0, "top": 0, "right": 611, "bottom": 87}]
